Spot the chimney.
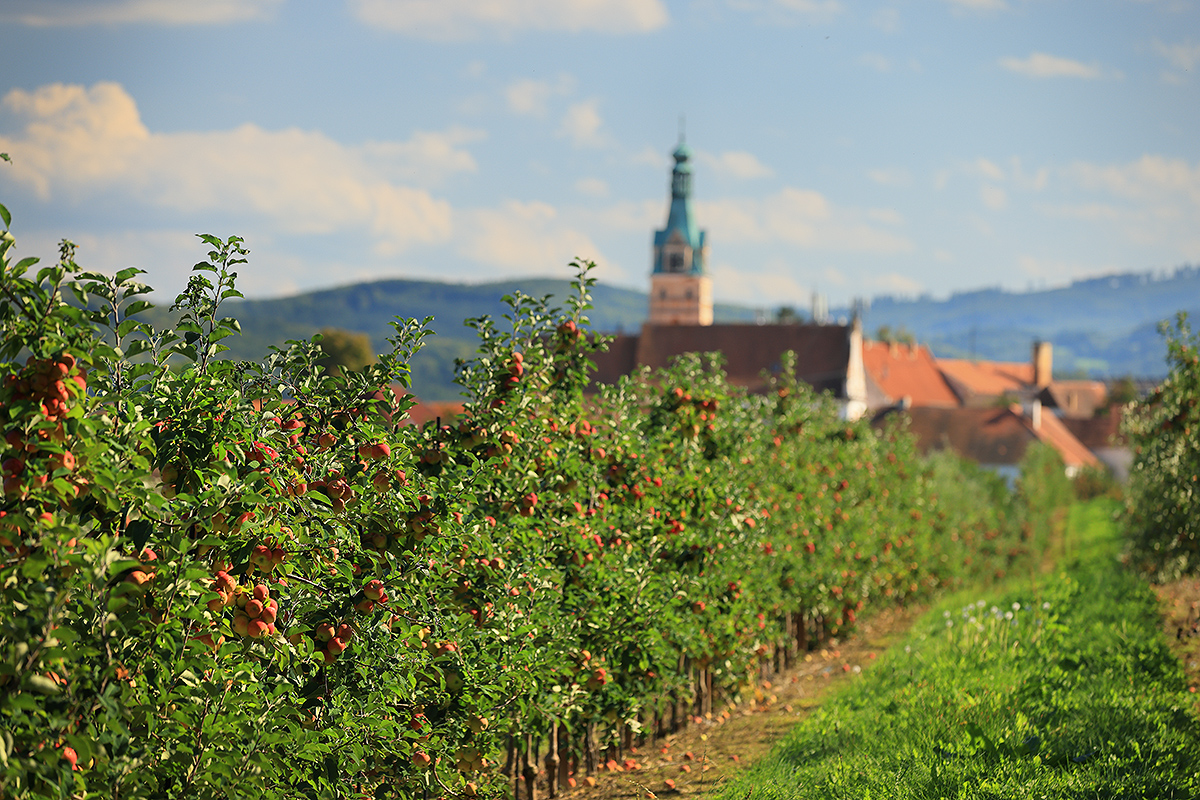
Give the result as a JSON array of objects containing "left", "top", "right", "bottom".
[
  {"left": 1031, "top": 398, "right": 1042, "bottom": 430},
  {"left": 1032, "top": 340, "right": 1052, "bottom": 388}
]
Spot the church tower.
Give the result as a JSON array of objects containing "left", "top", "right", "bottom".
[{"left": 649, "top": 138, "right": 713, "bottom": 325}]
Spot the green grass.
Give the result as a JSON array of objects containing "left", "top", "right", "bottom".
[{"left": 719, "top": 500, "right": 1200, "bottom": 799}]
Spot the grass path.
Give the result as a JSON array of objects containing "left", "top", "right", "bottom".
[
  {"left": 561, "top": 603, "right": 928, "bottom": 799},
  {"left": 714, "top": 499, "right": 1200, "bottom": 799}
]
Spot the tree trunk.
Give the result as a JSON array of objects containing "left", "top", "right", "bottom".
[
  {"left": 558, "top": 725, "right": 572, "bottom": 788},
  {"left": 545, "top": 724, "right": 560, "bottom": 798}
]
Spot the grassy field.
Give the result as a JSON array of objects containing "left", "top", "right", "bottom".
[{"left": 716, "top": 499, "right": 1200, "bottom": 799}]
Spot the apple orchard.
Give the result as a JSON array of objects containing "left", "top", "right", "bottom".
[{"left": 0, "top": 208, "right": 1061, "bottom": 799}]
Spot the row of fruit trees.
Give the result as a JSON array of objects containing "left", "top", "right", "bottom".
[{"left": 2, "top": 196, "right": 1053, "bottom": 800}]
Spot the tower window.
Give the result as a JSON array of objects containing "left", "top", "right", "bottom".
[
  {"left": 685, "top": 289, "right": 693, "bottom": 299},
  {"left": 668, "top": 252, "right": 685, "bottom": 272},
  {"left": 659, "top": 289, "right": 667, "bottom": 299}
]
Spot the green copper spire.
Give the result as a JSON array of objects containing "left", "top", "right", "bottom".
[{"left": 653, "top": 136, "right": 707, "bottom": 275}]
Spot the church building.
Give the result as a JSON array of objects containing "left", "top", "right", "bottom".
[{"left": 590, "top": 137, "right": 869, "bottom": 419}]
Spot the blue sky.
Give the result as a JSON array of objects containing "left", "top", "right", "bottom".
[{"left": 0, "top": 0, "right": 1197, "bottom": 310}]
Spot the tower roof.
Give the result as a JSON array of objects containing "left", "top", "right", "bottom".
[{"left": 653, "top": 136, "right": 707, "bottom": 275}]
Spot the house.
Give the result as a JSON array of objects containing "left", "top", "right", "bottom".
[
  {"left": 865, "top": 339, "right": 1106, "bottom": 478},
  {"left": 588, "top": 139, "right": 869, "bottom": 419},
  {"left": 935, "top": 341, "right": 1108, "bottom": 418}
]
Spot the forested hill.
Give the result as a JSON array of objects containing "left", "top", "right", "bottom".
[
  {"left": 143, "top": 266, "right": 1197, "bottom": 401},
  {"left": 142, "top": 277, "right": 755, "bottom": 402}
]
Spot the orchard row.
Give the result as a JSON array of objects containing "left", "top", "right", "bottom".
[{"left": 0, "top": 224, "right": 1043, "bottom": 800}]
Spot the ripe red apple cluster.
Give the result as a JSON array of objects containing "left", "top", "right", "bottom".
[
  {"left": 248, "top": 539, "right": 288, "bottom": 572},
  {"left": 298, "top": 620, "right": 356, "bottom": 663},
  {"left": 1, "top": 353, "right": 86, "bottom": 507},
  {"left": 2, "top": 353, "right": 85, "bottom": 421},
  {"left": 228, "top": 582, "right": 279, "bottom": 639},
  {"left": 309, "top": 471, "right": 356, "bottom": 513},
  {"left": 495, "top": 350, "right": 524, "bottom": 393}
]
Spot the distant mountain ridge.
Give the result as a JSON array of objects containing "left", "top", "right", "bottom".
[
  {"left": 853, "top": 264, "right": 1200, "bottom": 379},
  {"left": 156, "top": 266, "right": 1196, "bottom": 401}
]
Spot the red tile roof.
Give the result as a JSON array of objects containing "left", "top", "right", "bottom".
[
  {"left": 1026, "top": 407, "right": 1100, "bottom": 469},
  {"left": 590, "top": 323, "right": 854, "bottom": 395},
  {"left": 937, "top": 358, "right": 1034, "bottom": 400},
  {"left": 862, "top": 341, "right": 959, "bottom": 407},
  {"left": 878, "top": 403, "right": 1097, "bottom": 469},
  {"left": 402, "top": 400, "right": 466, "bottom": 427}
]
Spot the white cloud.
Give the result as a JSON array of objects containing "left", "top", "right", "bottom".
[
  {"left": 867, "top": 167, "right": 912, "bottom": 187},
  {"left": 870, "top": 7, "right": 900, "bottom": 33},
  {"left": 557, "top": 100, "right": 608, "bottom": 148},
  {"left": 975, "top": 157, "right": 1005, "bottom": 181},
  {"left": 999, "top": 52, "right": 1104, "bottom": 79},
  {"left": 1039, "top": 203, "right": 1120, "bottom": 222},
  {"left": 574, "top": 178, "right": 610, "bottom": 198},
  {"left": 859, "top": 53, "right": 891, "bottom": 72},
  {"left": 1069, "top": 155, "right": 1200, "bottom": 204},
  {"left": 708, "top": 260, "right": 814, "bottom": 307},
  {"left": 980, "top": 184, "right": 1008, "bottom": 211},
  {"left": 867, "top": 208, "right": 904, "bottom": 226},
  {"left": 0, "top": 82, "right": 464, "bottom": 255},
  {"left": 1058, "top": 155, "right": 1200, "bottom": 254},
  {"left": 697, "top": 188, "right": 914, "bottom": 254},
  {"left": 1154, "top": 39, "right": 1200, "bottom": 82},
  {"left": 697, "top": 150, "right": 774, "bottom": 180},
  {"left": 772, "top": 0, "right": 840, "bottom": 14},
  {"left": 1154, "top": 39, "right": 1200, "bottom": 72},
  {"left": 631, "top": 146, "right": 669, "bottom": 170},
  {"left": 872, "top": 272, "right": 923, "bottom": 294},
  {"left": 457, "top": 200, "right": 611, "bottom": 275},
  {"left": 727, "top": 0, "right": 841, "bottom": 23},
  {"left": 582, "top": 199, "right": 662, "bottom": 233},
  {"left": 350, "top": 0, "right": 668, "bottom": 39},
  {"left": 505, "top": 74, "right": 575, "bottom": 117},
  {"left": 943, "top": 0, "right": 1007, "bottom": 11},
  {"left": 0, "top": 0, "right": 283, "bottom": 26},
  {"left": 1007, "top": 156, "right": 1048, "bottom": 191}
]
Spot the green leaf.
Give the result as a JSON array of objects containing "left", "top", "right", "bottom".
[
  {"left": 125, "top": 339, "right": 152, "bottom": 357},
  {"left": 114, "top": 267, "right": 145, "bottom": 283},
  {"left": 14, "top": 256, "right": 40, "bottom": 272},
  {"left": 0, "top": 201, "right": 10, "bottom": 228},
  {"left": 125, "top": 300, "right": 154, "bottom": 316}
]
